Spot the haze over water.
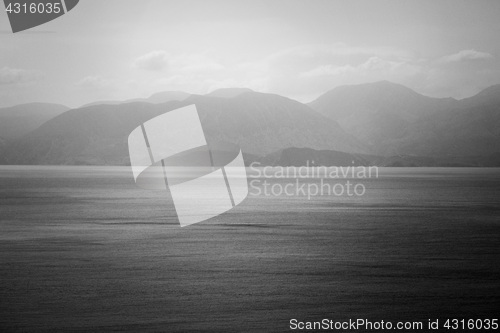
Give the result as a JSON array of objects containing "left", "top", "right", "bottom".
[{"left": 1, "top": 167, "right": 499, "bottom": 331}]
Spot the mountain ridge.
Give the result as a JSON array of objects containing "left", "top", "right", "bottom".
[
  {"left": 0, "top": 102, "right": 70, "bottom": 140},
  {"left": 80, "top": 91, "right": 190, "bottom": 108},
  {"left": 1, "top": 82, "right": 499, "bottom": 166},
  {"left": 308, "top": 81, "right": 500, "bottom": 157},
  {"left": 3, "top": 91, "right": 366, "bottom": 165}
]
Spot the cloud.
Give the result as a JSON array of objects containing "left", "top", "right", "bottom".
[
  {"left": 266, "top": 44, "right": 412, "bottom": 71},
  {"left": 256, "top": 45, "right": 425, "bottom": 101},
  {"left": 0, "top": 67, "right": 42, "bottom": 85},
  {"left": 439, "top": 49, "right": 493, "bottom": 63},
  {"left": 125, "top": 44, "right": 496, "bottom": 102},
  {"left": 237, "top": 43, "right": 426, "bottom": 101},
  {"left": 300, "top": 64, "right": 354, "bottom": 78},
  {"left": 419, "top": 49, "right": 497, "bottom": 98},
  {"left": 134, "top": 51, "right": 169, "bottom": 71},
  {"left": 127, "top": 44, "right": 418, "bottom": 101},
  {"left": 133, "top": 51, "right": 226, "bottom": 74},
  {"left": 300, "top": 57, "right": 422, "bottom": 78},
  {"left": 140, "top": 52, "right": 232, "bottom": 94},
  {"left": 75, "top": 75, "right": 112, "bottom": 89}
]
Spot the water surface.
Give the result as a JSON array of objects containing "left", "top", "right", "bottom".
[{"left": 1, "top": 167, "right": 499, "bottom": 332}]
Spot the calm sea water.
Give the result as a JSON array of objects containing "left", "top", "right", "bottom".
[{"left": 0, "top": 167, "right": 499, "bottom": 332}]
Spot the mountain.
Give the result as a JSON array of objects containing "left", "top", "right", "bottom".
[
  {"left": 308, "top": 81, "right": 457, "bottom": 155},
  {"left": 192, "top": 92, "right": 366, "bottom": 156},
  {"left": 81, "top": 91, "right": 190, "bottom": 107},
  {"left": 82, "top": 89, "right": 250, "bottom": 107},
  {"left": 393, "top": 85, "right": 500, "bottom": 157},
  {"left": 4, "top": 102, "right": 155, "bottom": 165},
  {"left": 4, "top": 83, "right": 499, "bottom": 166},
  {"left": 147, "top": 91, "right": 191, "bottom": 104},
  {"left": 309, "top": 81, "right": 500, "bottom": 157},
  {"left": 0, "top": 136, "right": 7, "bottom": 161},
  {"left": 257, "top": 147, "right": 500, "bottom": 167},
  {"left": 3, "top": 92, "right": 366, "bottom": 165},
  {"left": 258, "top": 147, "right": 372, "bottom": 166},
  {"left": 461, "top": 84, "right": 500, "bottom": 107},
  {"left": 0, "top": 103, "right": 70, "bottom": 140},
  {"left": 207, "top": 88, "right": 254, "bottom": 98},
  {"left": 371, "top": 153, "right": 500, "bottom": 167}
]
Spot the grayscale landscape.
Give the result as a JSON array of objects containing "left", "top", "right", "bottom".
[{"left": 1, "top": 0, "right": 499, "bottom": 332}]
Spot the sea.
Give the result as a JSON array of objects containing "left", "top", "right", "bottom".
[{"left": 1, "top": 166, "right": 499, "bottom": 332}]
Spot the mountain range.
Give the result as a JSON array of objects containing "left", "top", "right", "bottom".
[
  {"left": 1, "top": 82, "right": 499, "bottom": 166},
  {"left": 81, "top": 91, "right": 191, "bottom": 107},
  {"left": 308, "top": 81, "right": 500, "bottom": 157},
  {"left": 0, "top": 103, "right": 69, "bottom": 141},
  {"left": 2, "top": 91, "right": 365, "bottom": 165}
]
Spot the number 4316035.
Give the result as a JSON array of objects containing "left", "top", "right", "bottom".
[
  {"left": 5, "top": 2, "right": 62, "bottom": 14},
  {"left": 444, "top": 319, "right": 498, "bottom": 330}
]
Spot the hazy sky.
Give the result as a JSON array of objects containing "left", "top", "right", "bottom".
[{"left": 1, "top": 0, "right": 500, "bottom": 107}]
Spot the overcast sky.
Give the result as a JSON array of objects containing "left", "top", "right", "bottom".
[{"left": 1, "top": 0, "right": 500, "bottom": 108}]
